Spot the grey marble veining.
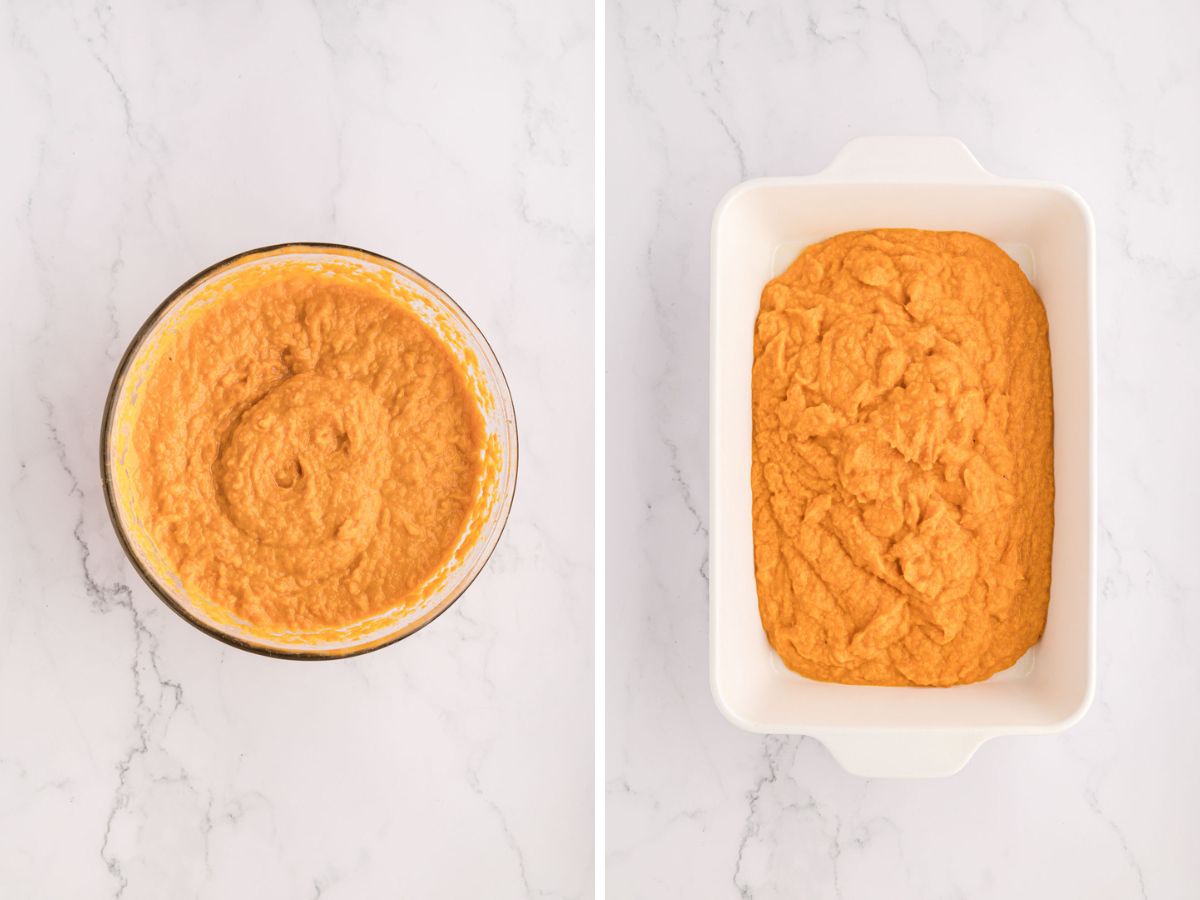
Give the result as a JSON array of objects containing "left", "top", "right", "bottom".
[
  {"left": 607, "top": 0, "right": 1199, "bottom": 897},
  {"left": 0, "top": 1, "right": 593, "bottom": 897}
]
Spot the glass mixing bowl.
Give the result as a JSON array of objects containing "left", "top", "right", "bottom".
[{"left": 101, "top": 243, "right": 518, "bottom": 659}]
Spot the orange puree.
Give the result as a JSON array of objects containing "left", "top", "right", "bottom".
[
  {"left": 129, "top": 262, "right": 486, "bottom": 633},
  {"left": 752, "top": 230, "right": 1053, "bottom": 686}
]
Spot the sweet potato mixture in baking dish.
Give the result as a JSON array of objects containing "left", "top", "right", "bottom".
[{"left": 751, "top": 229, "right": 1053, "bottom": 686}]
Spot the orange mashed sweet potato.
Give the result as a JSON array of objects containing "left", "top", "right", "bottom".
[
  {"left": 129, "top": 261, "right": 486, "bottom": 633},
  {"left": 751, "top": 229, "right": 1053, "bottom": 686}
]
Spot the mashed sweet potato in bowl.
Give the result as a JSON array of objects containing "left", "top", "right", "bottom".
[{"left": 102, "top": 244, "right": 517, "bottom": 659}]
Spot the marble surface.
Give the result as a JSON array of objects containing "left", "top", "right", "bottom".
[
  {"left": 607, "top": 0, "right": 1198, "bottom": 897},
  {"left": 0, "top": 1, "right": 592, "bottom": 897}
]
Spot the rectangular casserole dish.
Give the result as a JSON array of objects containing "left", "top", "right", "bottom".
[{"left": 709, "top": 136, "right": 1096, "bottom": 777}]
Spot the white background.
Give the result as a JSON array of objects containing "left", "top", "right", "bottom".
[
  {"left": 608, "top": 0, "right": 1198, "bottom": 897},
  {"left": 0, "top": 1, "right": 593, "bottom": 898}
]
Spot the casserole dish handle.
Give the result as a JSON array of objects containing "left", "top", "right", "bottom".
[
  {"left": 816, "top": 731, "right": 989, "bottom": 778},
  {"left": 821, "top": 136, "right": 996, "bottom": 182}
]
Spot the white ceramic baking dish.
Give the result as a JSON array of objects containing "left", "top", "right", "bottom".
[{"left": 709, "top": 137, "right": 1096, "bottom": 777}]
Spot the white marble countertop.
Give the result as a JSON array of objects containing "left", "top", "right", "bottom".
[
  {"left": 0, "top": 1, "right": 593, "bottom": 897},
  {"left": 607, "top": 0, "right": 1198, "bottom": 897}
]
